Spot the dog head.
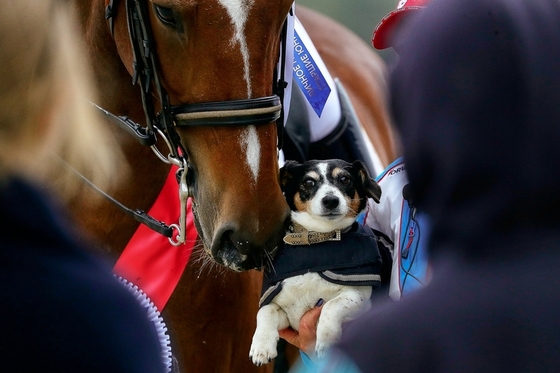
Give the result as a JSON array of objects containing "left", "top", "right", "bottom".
[{"left": 279, "top": 159, "right": 381, "bottom": 232}]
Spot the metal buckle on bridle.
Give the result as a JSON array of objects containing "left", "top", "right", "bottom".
[
  {"left": 150, "top": 125, "right": 191, "bottom": 246},
  {"left": 168, "top": 158, "right": 190, "bottom": 246}
]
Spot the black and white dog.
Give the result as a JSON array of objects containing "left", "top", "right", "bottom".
[{"left": 250, "top": 159, "right": 385, "bottom": 366}]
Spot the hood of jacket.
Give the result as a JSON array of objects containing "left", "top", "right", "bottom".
[{"left": 389, "top": 0, "right": 560, "bottom": 260}]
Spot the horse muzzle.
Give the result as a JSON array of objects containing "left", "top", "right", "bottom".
[
  {"left": 191, "top": 198, "right": 289, "bottom": 271},
  {"left": 210, "top": 216, "right": 288, "bottom": 271}
]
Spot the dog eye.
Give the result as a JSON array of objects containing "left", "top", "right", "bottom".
[
  {"left": 303, "top": 179, "right": 315, "bottom": 188},
  {"left": 339, "top": 176, "right": 351, "bottom": 185},
  {"left": 154, "top": 4, "right": 176, "bottom": 27}
]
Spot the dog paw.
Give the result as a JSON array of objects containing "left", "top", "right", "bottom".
[
  {"left": 315, "top": 327, "right": 340, "bottom": 358},
  {"left": 249, "top": 340, "right": 278, "bottom": 366},
  {"left": 315, "top": 340, "right": 333, "bottom": 358}
]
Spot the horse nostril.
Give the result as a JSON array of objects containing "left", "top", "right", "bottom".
[
  {"left": 211, "top": 228, "right": 253, "bottom": 270},
  {"left": 211, "top": 211, "right": 288, "bottom": 271},
  {"left": 322, "top": 195, "right": 339, "bottom": 210}
]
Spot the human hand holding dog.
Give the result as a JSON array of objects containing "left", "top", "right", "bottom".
[{"left": 278, "top": 299, "right": 324, "bottom": 359}]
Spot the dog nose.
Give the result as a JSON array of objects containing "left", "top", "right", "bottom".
[{"left": 322, "top": 195, "right": 340, "bottom": 210}]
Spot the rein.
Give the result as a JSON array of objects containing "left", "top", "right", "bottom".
[{"left": 89, "top": 0, "right": 288, "bottom": 243}]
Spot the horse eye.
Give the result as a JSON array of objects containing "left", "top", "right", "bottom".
[
  {"left": 303, "top": 179, "right": 315, "bottom": 189},
  {"left": 154, "top": 4, "right": 176, "bottom": 27}
]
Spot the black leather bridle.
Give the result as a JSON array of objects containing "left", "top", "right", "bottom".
[{"left": 89, "top": 0, "right": 288, "bottom": 243}]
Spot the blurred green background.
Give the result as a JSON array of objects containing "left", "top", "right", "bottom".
[{"left": 296, "top": 0, "right": 399, "bottom": 64}]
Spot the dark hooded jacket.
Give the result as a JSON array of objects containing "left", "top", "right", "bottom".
[
  {"left": 0, "top": 178, "right": 166, "bottom": 372},
  {"left": 327, "top": 0, "right": 560, "bottom": 371}
]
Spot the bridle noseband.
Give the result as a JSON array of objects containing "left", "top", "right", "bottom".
[
  {"left": 90, "top": 0, "right": 287, "bottom": 244},
  {"left": 171, "top": 96, "right": 282, "bottom": 127}
]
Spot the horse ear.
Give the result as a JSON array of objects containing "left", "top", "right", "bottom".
[
  {"left": 352, "top": 160, "right": 382, "bottom": 203},
  {"left": 279, "top": 160, "right": 301, "bottom": 190}
]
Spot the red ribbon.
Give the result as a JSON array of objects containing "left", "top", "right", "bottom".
[{"left": 113, "top": 166, "right": 197, "bottom": 311}]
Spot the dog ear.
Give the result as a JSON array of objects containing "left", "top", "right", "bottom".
[
  {"left": 352, "top": 160, "right": 382, "bottom": 203},
  {"left": 279, "top": 160, "right": 301, "bottom": 190}
]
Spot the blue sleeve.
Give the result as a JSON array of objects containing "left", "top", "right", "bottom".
[{"left": 290, "top": 349, "right": 363, "bottom": 373}]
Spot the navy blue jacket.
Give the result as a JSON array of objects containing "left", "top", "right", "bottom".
[
  {"left": 0, "top": 178, "right": 165, "bottom": 372},
  {"left": 330, "top": 0, "right": 560, "bottom": 372},
  {"left": 260, "top": 223, "right": 386, "bottom": 307}
]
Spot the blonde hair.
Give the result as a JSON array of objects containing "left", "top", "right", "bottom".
[{"left": 0, "top": 1, "right": 124, "bottom": 201}]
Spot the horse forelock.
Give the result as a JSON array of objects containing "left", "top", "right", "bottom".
[{"left": 217, "top": 0, "right": 256, "bottom": 98}]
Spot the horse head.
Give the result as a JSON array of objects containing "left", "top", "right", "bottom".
[{"left": 106, "top": 0, "right": 293, "bottom": 271}]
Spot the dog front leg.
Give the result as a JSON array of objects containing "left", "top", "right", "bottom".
[
  {"left": 249, "top": 303, "right": 289, "bottom": 366},
  {"left": 315, "top": 290, "right": 370, "bottom": 357}
]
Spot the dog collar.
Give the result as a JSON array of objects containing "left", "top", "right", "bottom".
[{"left": 283, "top": 222, "right": 342, "bottom": 245}]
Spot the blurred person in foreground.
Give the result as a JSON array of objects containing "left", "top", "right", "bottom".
[
  {"left": 306, "top": 0, "right": 560, "bottom": 371},
  {"left": 0, "top": 1, "right": 166, "bottom": 372}
]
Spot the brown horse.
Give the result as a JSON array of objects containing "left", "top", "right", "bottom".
[{"left": 69, "top": 1, "right": 398, "bottom": 372}]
